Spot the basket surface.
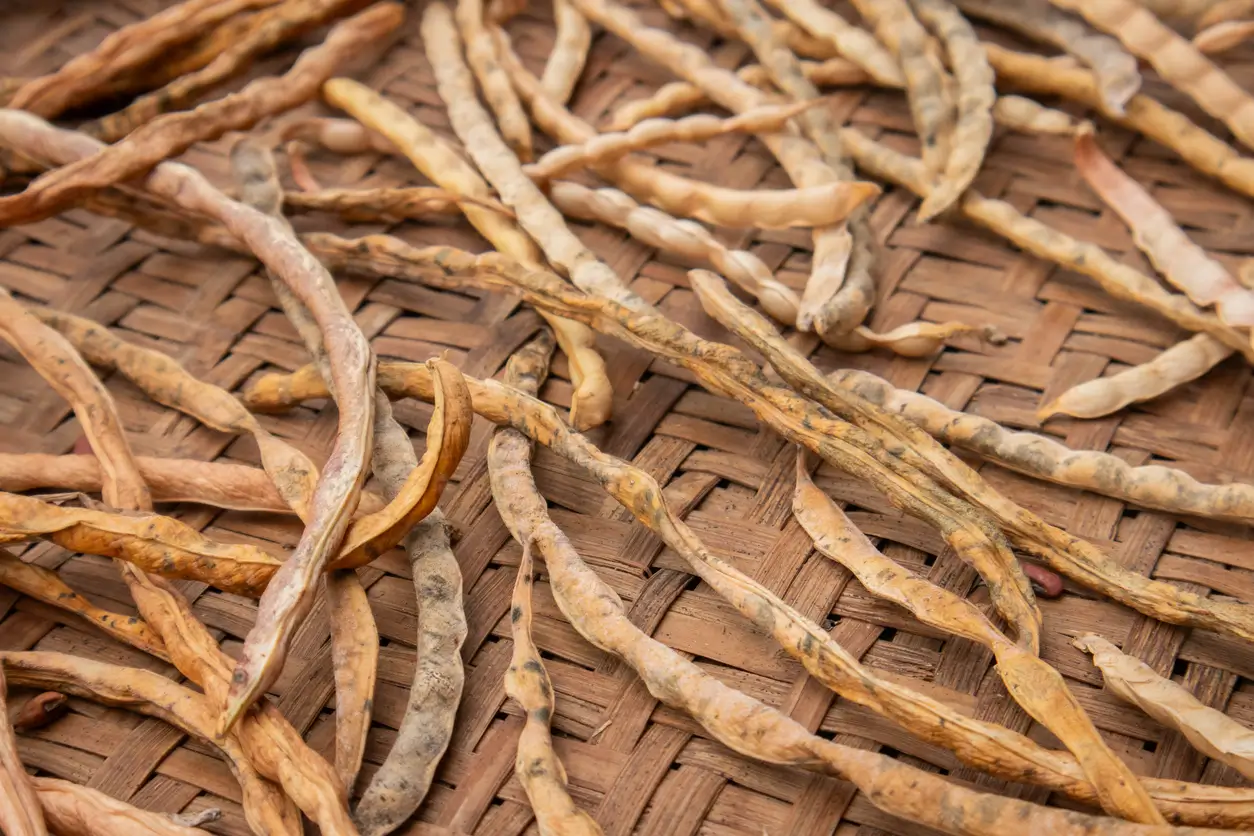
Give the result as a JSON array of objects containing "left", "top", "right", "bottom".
[{"left": 2, "top": 1, "right": 1254, "bottom": 834}]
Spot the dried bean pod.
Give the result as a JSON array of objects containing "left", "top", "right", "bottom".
[
  {"left": 481, "top": 374, "right": 1223, "bottom": 835},
  {"left": 493, "top": 333, "right": 602, "bottom": 836},
  {"left": 1038, "top": 334, "right": 1235, "bottom": 420},
  {"left": 6, "top": 0, "right": 281, "bottom": 118},
  {"left": 794, "top": 456, "right": 1163, "bottom": 824},
  {"left": 0, "top": 548, "right": 169, "bottom": 659},
  {"left": 986, "top": 44, "right": 1254, "bottom": 205},
  {"left": 34, "top": 778, "right": 208, "bottom": 836},
  {"left": 1047, "top": 0, "right": 1254, "bottom": 151},
  {"left": 833, "top": 124, "right": 1254, "bottom": 362},
  {"left": 84, "top": 0, "right": 371, "bottom": 142},
  {"left": 1199, "top": 0, "right": 1254, "bottom": 26},
  {"left": 759, "top": 0, "right": 904, "bottom": 86},
  {"left": 603, "top": 57, "right": 873, "bottom": 129},
  {"left": 910, "top": 0, "right": 994, "bottom": 220},
  {"left": 230, "top": 138, "right": 380, "bottom": 797},
  {"left": 1077, "top": 634, "right": 1254, "bottom": 781},
  {"left": 714, "top": 0, "right": 875, "bottom": 339},
  {"left": 1194, "top": 19, "right": 1254, "bottom": 52},
  {"left": 525, "top": 99, "right": 820, "bottom": 182},
  {"left": 321, "top": 76, "right": 613, "bottom": 431},
  {"left": 542, "top": 0, "right": 592, "bottom": 104},
  {"left": 0, "top": 452, "right": 384, "bottom": 515},
  {"left": 829, "top": 320, "right": 1001, "bottom": 356},
  {"left": 0, "top": 4, "right": 403, "bottom": 226},
  {"left": 0, "top": 666, "right": 46, "bottom": 836},
  {"left": 1, "top": 652, "right": 301, "bottom": 836},
  {"left": 457, "top": 0, "right": 533, "bottom": 160},
  {"left": 285, "top": 185, "right": 514, "bottom": 221},
  {"left": 1074, "top": 126, "right": 1254, "bottom": 330},
  {"left": 994, "top": 96, "right": 1083, "bottom": 135},
  {"left": 31, "top": 306, "right": 319, "bottom": 520},
  {"left": 845, "top": 0, "right": 954, "bottom": 178},
  {"left": 828, "top": 367, "right": 1254, "bottom": 523},
  {"left": 955, "top": 0, "right": 1140, "bottom": 113},
  {"left": 547, "top": 180, "right": 800, "bottom": 323}
]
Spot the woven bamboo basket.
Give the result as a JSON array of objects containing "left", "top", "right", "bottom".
[{"left": 2, "top": 1, "right": 1253, "bottom": 834}]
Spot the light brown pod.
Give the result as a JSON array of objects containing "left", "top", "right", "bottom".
[
  {"left": 1048, "top": 0, "right": 1254, "bottom": 152},
  {"left": 2, "top": 651, "right": 301, "bottom": 836},
  {"left": 0, "top": 452, "right": 384, "bottom": 515},
  {"left": 285, "top": 185, "right": 514, "bottom": 221},
  {"left": 1038, "top": 334, "right": 1235, "bottom": 420},
  {"left": 0, "top": 491, "right": 283, "bottom": 595},
  {"left": 34, "top": 778, "right": 209, "bottom": 836},
  {"left": 1077, "top": 634, "right": 1254, "bottom": 782},
  {"left": 0, "top": 3, "right": 404, "bottom": 226},
  {"left": 542, "top": 0, "right": 592, "bottom": 104},
  {"left": 0, "top": 666, "right": 46, "bottom": 836},
  {"left": 525, "top": 99, "right": 821, "bottom": 182},
  {"left": 245, "top": 353, "right": 1254, "bottom": 827},
  {"left": 662, "top": 0, "right": 837, "bottom": 58},
  {"left": 85, "top": 0, "right": 370, "bottom": 142},
  {"left": 320, "top": 76, "right": 613, "bottom": 431},
  {"left": 793, "top": 455, "right": 1163, "bottom": 824},
  {"left": 6, "top": 0, "right": 282, "bottom": 118},
  {"left": 955, "top": 0, "right": 1140, "bottom": 112},
  {"left": 829, "top": 320, "right": 1002, "bottom": 356},
  {"left": 911, "top": 0, "right": 995, "bottom": 221},
  {"left": 1074, "top": 127, "right": 1254, "bottom": 331}
]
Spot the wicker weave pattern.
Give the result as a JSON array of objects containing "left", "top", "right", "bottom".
[{"left": 1, "top": 1, "right": 1253, "bottom": 834}]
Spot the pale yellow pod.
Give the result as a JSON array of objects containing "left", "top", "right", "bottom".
[
  {"left": 760, "top": 0, "right": 905, "bottom": 86},
  {"left": 831, "top": 366, "right": 1254, "bottom": 522},
  {"left": 911, "top": 0, "right": 995, "bottom": 220},
  {"left": 715, "top": 0, "right": 874, "bottom": 338},
  {"left": 955, "top": 0, "right": 1140, "bottom": 113},
  {"left": 1077, "top": 634, "right": 1254, "bottom": 782},
  {"left": 846, "top": 0, "right": 955, "bottom": 179},
  {"left": 1199, "top": 0, "right": 1254, "bottom": 26},
  {"left": 455, "top": 0, "right": 533, "bottom": 160},
  {"left": 540, "top": 0, "right": 591, "bottom": 104},
  {"left": 34, "top": 778, "right": 210, "bottom": 836},
  {"left": 604, "top": 57, "right": 874, "bottom": 130},
  {"left": 985, "top": 44, "right": 1254, "bottom": 205},
  {"left": 993, "top": 95, "right": 1083, "bottom": 136},
  {"left": 1194, "top": 18, "right": 1254, "bottom": 52},
  {"left": 1048, "top": 0, "right": 1254, "bottom": 151},
  {"left": 669, "top": 0, "right": 838, "bottom": 58},
  {"left": 526, "top": 99, "right": 820, "bottom": 182},
  {"left": 548, "top": 180, "right": 801, "bottom": 323},
  {"left": 830, "top": 320, "right": 1003, "bottom": 356},
  {"left": 1038, "top": 334, "right": 1234, "bottom": 420}
]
